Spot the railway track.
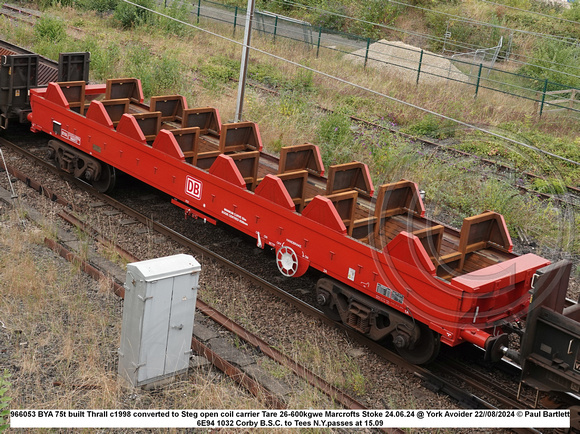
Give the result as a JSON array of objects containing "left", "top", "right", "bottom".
[
  {"left": 1, "top": 132, "right": 573, "bottom": 433},
  {"left": 0, "top": 3, "right": 39, "bottom": 26},
  {"left": 53, "top": 208, "right": 370, "bottom": 412},
  {"left": 0, "top": 14, "right": 576, "bottom": 430},
  {"left": 0, "top": 6, "right": 576, "bottom": 207}
]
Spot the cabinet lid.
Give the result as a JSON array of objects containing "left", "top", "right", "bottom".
[{"left": 127, "top": 254, "right": 201, "bottom": 282}]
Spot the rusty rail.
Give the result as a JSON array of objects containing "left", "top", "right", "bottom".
[
  {"left": 42, "top": 237, "right": 288, "bottom": 409},
  {"left": 196, "top": 300, "right": 367, "bottom": 410}
]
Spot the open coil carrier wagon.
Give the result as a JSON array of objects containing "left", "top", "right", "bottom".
[{"left": 27, "top": 77, "right": 559, "bottom": 366}]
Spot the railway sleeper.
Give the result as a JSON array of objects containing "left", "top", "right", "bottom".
[{"left": 316, "top": 277, "right": 440, "bottom": 364}]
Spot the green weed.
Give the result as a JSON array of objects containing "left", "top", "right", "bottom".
[
  {"left": 532, "top": 177, "right": 566, "bottom": 194},
  {"left": 81, "top": 38, "right": 122, "bottom": 81},
  {"left": 113, "top": 0, "right": 154, "bottom": 29},
  {"left": 277, "top": 92, "right": 309, "bottom": 118},
  {"left": 34, "top": 15, "right": 66, "bottom": 43},
  {"left": 0, "top": 370, "right": 10, "bottom": 432},
  {"left": 403, "top": 115, "right": 456, "bottom": 140},
  {"left": 198, "top": 56, "right": 239, "bottom": 91},
  {"left": 315, "top": 110, "right": 355, "bottom": 165},
  {"left": 121, "top": 44, "right": 182, "bottom": 97}
]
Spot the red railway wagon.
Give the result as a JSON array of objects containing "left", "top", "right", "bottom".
[{"left": 28, "top": 78, "right": 552, "bottom": 364}]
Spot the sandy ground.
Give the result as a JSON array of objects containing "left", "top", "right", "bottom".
[{"left": 345, "top": 39, "right": 468, "bottom": 85}]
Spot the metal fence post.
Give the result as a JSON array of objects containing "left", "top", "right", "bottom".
[
  {"left": 233, "top": 6, "right": 238, "bottom": 35},
  {"left": 416, "top": 50, "right": 423, "bottom": 85},
  {"left": 474, "top": 63, "right": 483, "bottom": 98},
  {"left": 539, "top": 79, "right": 549, "bottom": 117},
  {"left": 364, "top": 38, "right": 371, "bottom": 68},
  {"left": 197, "top": 0, "right": 201, "bottom": 23},
  {"left": 316, "top": 26, "right": 322, "bottom": 58},
  {"left": 273, "top": 16, "right": 278, "bottom": 42}
]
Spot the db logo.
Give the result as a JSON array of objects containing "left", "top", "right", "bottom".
[{"left": 185, "top": 176, "right": 202, "bottom": 200}]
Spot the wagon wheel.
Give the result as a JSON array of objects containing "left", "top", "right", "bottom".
[
  {"left": 315, "top": 286, "right": 342, "bottom": 322},
  {"left": 396, "top": 323, "right": 441, "bottom": 365},
  {"left": 91, "top": 163, "right": 116, "bottom": 194}
]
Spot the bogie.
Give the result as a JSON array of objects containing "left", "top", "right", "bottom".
[
  {"left": 316, "top": 277, "right": 441, "bottom": 364},
  {"left": 48, "top": 139, "right": 116, "bottom": 193}
]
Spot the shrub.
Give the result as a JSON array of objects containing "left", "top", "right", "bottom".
[
  {"left": 114, "top": 0, "right": 154, "bottom": 29},
  {"left": 518, "top": 39, "right": 580, "bottom": 90},
  {"left": 157, "top": 1, "right": 193, "bottom": 36},
  {"left": 34, "top": 16, "right": 66, "bottom": 43},
  {"left": 349, "top": 0, "right": 400, "bottom": 39},
  {"left": 312, "top": 4, "right": 348, "bottom": 32},
  {"left": 76, "top": 0, "right": 119, "bottom": 12},
  {"left": 563, "top": 0, "right": 580, "bottom": 23}
]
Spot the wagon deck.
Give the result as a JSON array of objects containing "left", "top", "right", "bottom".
[{"left": 66, "top": 78, "right": 516, "bottom": 281}]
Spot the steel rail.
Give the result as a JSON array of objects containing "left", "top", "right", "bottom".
[
  {"left": 190, "top": 337, "right": 288, "bottom": 409},
  {"left": 56, "top": 204, "right": 384, "bottom": 416},
  {"left": 0, "top": 5, "right": 37, "bottom": 27},
  {"left": 1, "top": 4, "right": 41, "bottom": 19},
  {"left": 196, "top": 300, "right": 369, "bottom": 411},
  {"left": 57, "top": 209, "right": 140, "bottom": 264},
  {"left": 42, "top": 237, "right": 287, "bottom": 409}
]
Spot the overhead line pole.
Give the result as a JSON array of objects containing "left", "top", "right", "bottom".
[{"left": 235, "top": 0, "right": 256, "bottom": 122}]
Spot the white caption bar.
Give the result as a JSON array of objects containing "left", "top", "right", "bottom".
[{"left": 9, "top": 409, "right": 570, "bottom": 429}]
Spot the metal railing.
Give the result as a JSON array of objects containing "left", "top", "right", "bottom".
[{"left": 451, "top": 36, "right": 503, "bottom": 79}]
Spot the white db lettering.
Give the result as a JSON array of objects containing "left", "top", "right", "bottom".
[{"left": 185, "top": 176, "right": 202, "bottom": 200}]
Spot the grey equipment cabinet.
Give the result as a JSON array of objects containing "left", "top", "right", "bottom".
[{"left": 118, "top": 254, "right": 201, "bottom": 388}]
